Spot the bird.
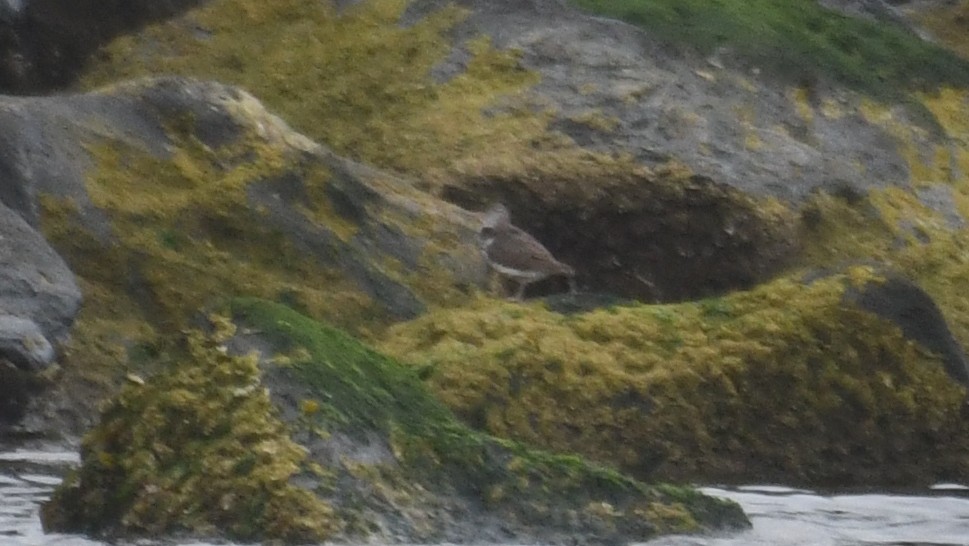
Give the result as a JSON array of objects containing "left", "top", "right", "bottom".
[{"left": 477, "top": 203, "right": 576, "bottom": 300}]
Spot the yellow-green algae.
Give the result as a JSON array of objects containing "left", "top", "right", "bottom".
[
  {"left": 42, "top": 318, "right": 339, "bottom": 542},
  {"left": 78, "top": 0, "right": 544, "bottom": 178},
  {"left": 227, "top": 298, "right": 747, "bottom": 539},
  {"left": 793, "top": 87, "right": 969, "bottom": 354},
  {"left": 381, "top": 267, "right": 969, "bottom": 485},
  {"left": 72, "top": 0, "right": 792, "bottom": 230}
]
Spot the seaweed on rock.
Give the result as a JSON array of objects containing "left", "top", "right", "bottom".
[
  {"left": 381, "top": 267, "right": 969, "bottom": 486},
  {"left": 229, "top": 298, "right": 749, "bottom": 543},
  {"left": 41, "top": 300, "right": 748, "bottom": 544},
  {"left": 41, "top": 317, "right": 339, "bottom": 542}
]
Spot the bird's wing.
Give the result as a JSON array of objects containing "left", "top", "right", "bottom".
[{"left": 491, "top": 227, "right": 571, "bottom": 274}]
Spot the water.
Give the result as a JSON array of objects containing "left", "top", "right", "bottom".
[
  {"left": 644, "top": 485, "right": 969, "bottom": 546},
  {"left": 3, "top": 445, "right": 969, "bottom": 546}
]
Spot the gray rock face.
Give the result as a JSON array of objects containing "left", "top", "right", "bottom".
[
  {"left": 417, "top": 0, "right": 948, "bottom": 206},
  {"left": 846, "top": 274, "right": 969, "bottom": 387},
  {"left": 0, "top": 200, "right": 80, "bottom": 370}
]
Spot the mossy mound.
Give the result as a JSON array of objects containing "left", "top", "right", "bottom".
[
  {"left": 381, "top": 266, "right": 969, "bottom": 486},
  {"left": 41, "top": 318, "right": 339, "bottom": 542},
  {"left": 42, "top": 299, "right": 750, "bottom": 544}
]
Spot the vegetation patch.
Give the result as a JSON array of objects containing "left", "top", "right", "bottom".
[
  {"left": 380, "top": 268, "right": 969, "bottom": 486},
  {"left": 79, "top": 0, "right": 545, "bottom": 178},
  {"left": 41, "top": 318, "right": 339, "bottom": 542},
  {"left": 571, "top": 0, "right": 969, "bottom": 99},
  {"left": 230, "top": 298, "right": 748, "bottom": 541}
]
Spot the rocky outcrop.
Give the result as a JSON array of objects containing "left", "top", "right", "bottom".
[
  {"left": 42, "top": 303, "right": 749, "bottom": 544},
  {"left": 0, "top": 76, "right": 485, "bottom": 328}
]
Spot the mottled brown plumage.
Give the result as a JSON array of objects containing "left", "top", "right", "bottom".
[{"left": 478, "top": 204, "right": 575, "bottom": 300}]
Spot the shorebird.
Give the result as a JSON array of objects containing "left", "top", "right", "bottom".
[{"left": 478, "top": 203, "right": 576, "bottom": 300}]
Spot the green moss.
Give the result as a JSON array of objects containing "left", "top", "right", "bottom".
[
  {"left": 381, "top": 269, "right": 969, "bottom": 485},
  {"left": 42, "top": 318, "right": 339, "bottom": 542},
  {"left": 232, "top": 296, "right": 454, "bottom": 434},
  {"left": 571, "top": 0, "right": 969, "bottom": 99}
]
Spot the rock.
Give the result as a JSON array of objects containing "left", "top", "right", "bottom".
[
  {"left": 0, "top": 0, "right": 202, "bottom": 93},
  {"left": 427, "top": 0, "right": 915, "bottom": 203},
  {"left": 0, "top": 76, "right": 488, "bottom": 439},
  {"left": 0, "top": 76, "right": 484, "bottom": 327},
  {"left": 0, "top": 200, "right": 78, "bottom": 427},
  {"left": 382, "top": 265, "right": 969, "bottom": 486},
  {"left": 41, "top": 303, "right": 750, "bottom": 544},
  {"left": 845, "top": 274, "right": 969, "bottom": 386},
  {"left": 0, "top": 314, "right": 54, "bottom": 370},
  {"left": 0, "top": 201, "right": 80, "bottom": 351}
]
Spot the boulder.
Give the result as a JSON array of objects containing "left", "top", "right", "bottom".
[
  {"left": 41, "top": 302, "right": 750, "bottom": 544},
  {"left": 0, "top": 314, "right": 54, "bottom": 371},
  {"left": 0, "top": 201, "right": 80, "bottom": 366},
  {"left": 845, "top": 273, "right": 969, "bottom": 387}
]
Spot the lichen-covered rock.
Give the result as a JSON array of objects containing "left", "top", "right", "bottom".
[
  {"left": 381, "top": 266, "right": 969, "bottom": 486},
  {"left": 41, "top": 302, "right": 749, "bottom": 544},
  {"left": 0, "top": 74, "right": 489, "bottom": 437},
  {"left": 41, "top": 317, "right": 341, "bottom": 543},
  {"left": 10, "top": 76, "right": 483, "bottom": 328}
]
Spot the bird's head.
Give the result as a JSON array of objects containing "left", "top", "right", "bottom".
[{"left": 478, "top": 203, "right": 510, "bottom": 251}]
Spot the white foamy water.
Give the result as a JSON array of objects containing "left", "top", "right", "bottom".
[{"left": 3, "top": 446, "right": 968, "bottom": 546}]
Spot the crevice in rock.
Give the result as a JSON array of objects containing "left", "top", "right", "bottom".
[{"left": 443, "top": 172, "right": 798, "bottom": 303}]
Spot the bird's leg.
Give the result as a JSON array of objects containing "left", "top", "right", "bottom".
[{"left": 567, "top": 276, "right": 577, "bottom": 295}]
